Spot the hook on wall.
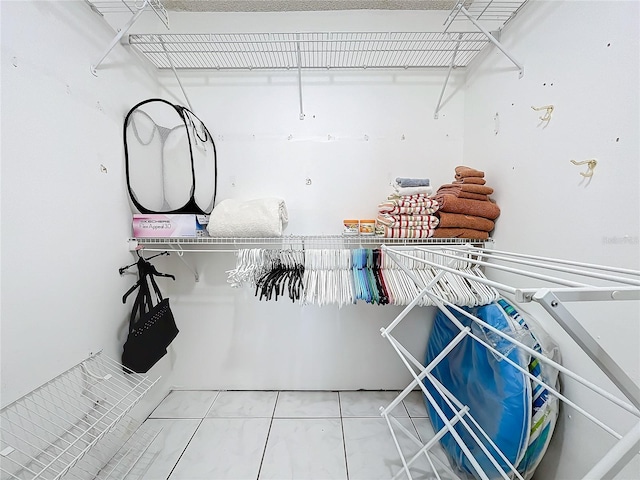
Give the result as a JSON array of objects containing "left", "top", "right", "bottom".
[
  {"left": 570, "top": 159, "right": 597, "bottom": 178},
  {"left": 531, "top": 104, "right": 554, "bottom": 124}
]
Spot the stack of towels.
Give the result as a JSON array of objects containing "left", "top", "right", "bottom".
[
  {"left": 377, "top": 177, "right": 440, "bottom": 238},
  {"left": 432, "top": 166, "right": 500, "bottom": 240}
]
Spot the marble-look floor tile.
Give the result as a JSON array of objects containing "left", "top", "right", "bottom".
[
  {"left": 274, "top": 391, "right": 340, "bottom": 418},
  {"left": 149, "top": 390, "right": 219, "bottom": 418},
  {"left": 207, "top": 391, "right": 278, "bottom": 418},
  {"left": 259, "top": 418, "right": 347, "bottom": 480},
  {"left": 124, "top": 419, "right": 200, "bottom": 480},
  {"left": 343, "top": 417, "right": 436, "bottom": 480},
  {"left": 340, "top": 391, "right": 408, "bottom": 418},
  {"left": 411, "top": 417, "right": 457, "bottom": 479},
  {"left": 169, "top": 418, "right": 271, "bottom": 480},
  {"left": 403, "top": 390, "right": 430, "bottom": 418}
]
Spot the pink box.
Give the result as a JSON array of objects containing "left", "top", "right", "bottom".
[{"left": 133, "top": 214, "right": 197, "bottom": 238}]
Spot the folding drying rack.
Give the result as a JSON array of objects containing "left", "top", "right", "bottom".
[{"left": 378, "top": 245, "right": 640, "bottom": 480}]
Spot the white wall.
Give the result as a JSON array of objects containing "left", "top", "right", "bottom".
[
  {"left": 462, "top": 1, "right": 640, "bottom": 478},
  {"left": 3, "top": 1, "right": 638, "bottom": 477},
  {"left": 138, "top": 9, "right": 469, "bottom": 391},
  {"left": 0, "top": 0, "right": 171, "bottom": 415}
]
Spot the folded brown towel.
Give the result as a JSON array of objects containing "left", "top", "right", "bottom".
[
  {"left": 435, "top": 194, "right": 501, "bottom": 220},
  {"left": 459, "top": 192, "right": 488, "bottom": 201},
  {"left": 453, "top": 177, "right": 486, "bottom": 185},
  {"left": 437, "top": 188, "right": 488, "bottom": 201},
  {"left": 432, "top": 227, "right": 489, "bottom": 240},
  {"left": 455, "top": 166, "right": 484, "bottom": 178},
  {"left": 439, "top": 183, "right": 494, "bottom": 195},
  {"left": 437, "top": 212, "right": 495, "bottom": 232}
]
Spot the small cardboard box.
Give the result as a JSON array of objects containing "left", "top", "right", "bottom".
[{"left": 133, "top": 214, "right": 197, "bottom": 238}]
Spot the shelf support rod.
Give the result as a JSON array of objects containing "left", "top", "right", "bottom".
[
  {"left": 296, "top": 35, "right": 305, "bottom": 120},
  {"left": 434, "top": 34, "right": 462, "bottom": 120},
  {"left": 169, "top": 244, "right": 199, "bottom": 282},
  {"left": 459, "top": 5, "right": 524, "bottom": 78},
  {"left": 160, "top": 36, "right": 195, "bottom": 112},
  {"left": 91, "top": 0, "right": 149, "bottom": 75}
]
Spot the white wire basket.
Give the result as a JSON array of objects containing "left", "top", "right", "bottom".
[{"left": 0, "top": 352, "right": 159, "bottom": 480}]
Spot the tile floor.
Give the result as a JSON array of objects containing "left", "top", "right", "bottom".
[{"left": 130, "top": 390, "right": 451, "bottom": 480}]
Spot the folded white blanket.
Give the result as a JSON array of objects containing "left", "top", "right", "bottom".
[{"left": 207, "top": 198, "right": 288, "bottom": 238}]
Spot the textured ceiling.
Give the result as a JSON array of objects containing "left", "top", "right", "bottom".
[{"left": 163, "top": 0, "right": 458, "bottom": 12}]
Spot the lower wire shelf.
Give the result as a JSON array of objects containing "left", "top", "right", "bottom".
[
  {"left": 0, "top": 352, "right": 160, "bottom": 480},
  {"left": 130, "top": 235, "right": 492, "bottom": 251}
]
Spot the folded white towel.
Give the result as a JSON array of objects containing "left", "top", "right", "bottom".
[
  {"left": 207, "top": 198, "right": 288, "bottom": 238},
  {"left": 393, "top": 185, "right": 433, "bottom": 196}
]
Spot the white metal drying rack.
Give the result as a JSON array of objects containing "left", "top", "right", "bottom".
[
  {"left": 86, "top": 0, "right": 527, "bottom": 118},
  {"left": 0, "top": 351, "right": 160, "bottom": 480},
  {"left": 378, "top": 245, "right": 640, "bottom": 480},
  {"left": 129, "top": 236, "right": 493, "bottom": 282}
]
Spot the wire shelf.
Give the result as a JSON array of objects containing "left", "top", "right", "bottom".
[
  {"left": 127, "top": 31, "right": 489, "bottom": 70},
  {"left": 86, "top": 0, "right": 169, "bottom": 29},
  {"left": 444, "top": 0, "right": 528, "bottom": 29},
  {"left": 0, "top": 352, "right": 159, "bottom": 480},
  {"left": 131, "top": 235, "right": 492, "bottom": 249}
]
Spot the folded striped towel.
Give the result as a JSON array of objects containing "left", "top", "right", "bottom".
[
  {"left": 379, "top": 197, "right": 439, "bottom": 209},
  {"left": 381, "top": 226, "right": 435, "bottom": 238},
  {"left": 377, "top": 214, "right": 439, "bottom": 228},
  {"left": 378, "top": 205, "right": 439, "bottom": 215},
  {"left": 388, "top": 193, "right": 433, "bottom": 203}
]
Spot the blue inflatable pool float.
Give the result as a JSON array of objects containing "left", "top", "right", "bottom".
[{"left": 423, "top": 304, "right": 531, "bottom": 479}]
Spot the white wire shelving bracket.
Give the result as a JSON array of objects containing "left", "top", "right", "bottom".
[
  {"left": 435, "top": 0, "right": 527, "bottom": 118},
  {"left": 378, "top": 245, "right": 640, "bottom": 480},
  {"left": 128, "top": 235, "right": 493, "bottom": 283},
  {"left": 86, "top": 0, "right": 169, "bottom": 75},
  {"left": 0, "top": 351, "right": 160, "bottom": 480}
]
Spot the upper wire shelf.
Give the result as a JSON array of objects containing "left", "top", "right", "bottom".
[
  {"left": 444, "top": 0, "right": 528, "bottom": 30},
  {"left": 86, "top": 0, "right": 169, "bottom": 29},
  {"left": 127, "top": 32, "right": 490, "bottom": 70}
]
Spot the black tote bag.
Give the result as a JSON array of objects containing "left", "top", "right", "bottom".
[{"left": 122, "top": 260, "right": 179, "bottom": 373}]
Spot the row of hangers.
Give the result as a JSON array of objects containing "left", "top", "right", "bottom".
[{"left": 227, "top": 248, "right": 499, "bottom": 307}]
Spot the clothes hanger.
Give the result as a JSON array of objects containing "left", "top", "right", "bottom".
[{"left": 121, "top": 252, "right": 175, "bottom": 304}]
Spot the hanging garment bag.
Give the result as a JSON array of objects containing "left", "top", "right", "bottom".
[
  {"left": 124, "top": 98, "right": 217, "bottom": 214},
  {"left": 122, "top": 258, "right": 178, "bottom": 373}
]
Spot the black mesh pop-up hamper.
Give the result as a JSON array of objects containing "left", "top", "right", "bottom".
[{"left": 124, "top": 99, "right": 217, "bottom": 214}]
